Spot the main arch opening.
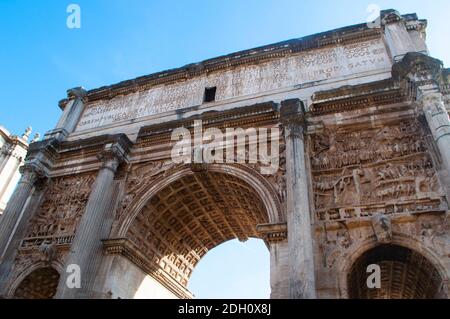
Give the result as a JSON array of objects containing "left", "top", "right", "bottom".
[
  {"left": 13, "top": 267, "right": 60, "bottom": 299},
  {"left": 124, "top": 170, "right": 273, "bottom": 298},
  {"left": 188, "top": 238, "right": 270, "bottom": 298},
  {"left": 348, "top": 244, "right": 444, "bottom": 299}
]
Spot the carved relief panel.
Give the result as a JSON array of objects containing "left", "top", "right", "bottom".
[
  {"left": 21, "top": 173, "right": 96, "bottom": 248},
  {"left": 310, "top": 119, "right": 448, "bottom": 222}
]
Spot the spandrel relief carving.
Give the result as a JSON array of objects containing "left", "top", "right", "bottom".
[
  {"left": 115, "top": 160, "right": 185, "bottom": 222},
  {"left": 311, "top": 120, "right": 448, "bottom": 222},
  {"left": 418, "top": 214, "right": 450, "bottom": 257},
  {"left": 319, "top": 223, "right": 353, "bottom": 268}
]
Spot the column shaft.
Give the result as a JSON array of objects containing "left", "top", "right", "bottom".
[
  {"left": 0, "top": 167, "right": 39, "bottom": 259},
  {"left": 281, "top": 99, "right": 316, "bottom": 299},
  {"left": 0, "top": 188, "right": 45, "bottom": 296},
  {"left": 56, "top": 156, "right": 121, "bottom": 298},
  {"left": 269, "top": 240, "right": 289, "bottom": 299}
]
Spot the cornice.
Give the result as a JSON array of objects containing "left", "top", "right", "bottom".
[
  {"left": 310, "top": 79, "right": 412, "bottom": 116},
  {"left": 136, "top": 101, "right": 279, "bottom": 141},
  {"left": 257, "top": 223, "right": 288, "bottom": 243},
  {"left": 0, "top": 126, "right": 30, "bottom": 149},
  {"left": 58, "top": 133, "right": 132, "bottom": 158}
]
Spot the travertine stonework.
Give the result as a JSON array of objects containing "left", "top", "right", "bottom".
[{"left": 0, "top": 9, "right": 449, "bottom": 299}]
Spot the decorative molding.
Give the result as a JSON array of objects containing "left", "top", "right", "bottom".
[
  {"left": 380, "top": 9, "right": 403, "bottom": 25},
  {"left": 392, "top": 52, "right": 444, "bottom": 86},
  {"left": 257, "top": 223, "right": 288, "bottom": 243},
  {"left": 137, "top": 101, "right": 279, "bottom": 140},
  {"left": 310, "top": 79, "right": 413, "bottom": 116}
]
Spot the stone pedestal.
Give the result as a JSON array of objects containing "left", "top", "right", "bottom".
[
  {"left": 55, "top": 143, "right": 126, "bottom": 299},
  {"left": 381, "top": 10, "right": 428, "bottom": 62},
  {"left": 280, "top": 99, "right": 316, "bottom": 299},
  {"left": 44, "top": 87, "right": 86, "bottom": 141}
]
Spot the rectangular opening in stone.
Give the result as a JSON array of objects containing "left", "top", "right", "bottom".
[{"left": 203, "top": 87, "right": 217, "bottom": 103}]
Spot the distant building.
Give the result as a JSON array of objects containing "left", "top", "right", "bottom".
[{"left": 0, "top": 126, "right": 38, "bottom": 215}]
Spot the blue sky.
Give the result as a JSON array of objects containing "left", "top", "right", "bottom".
[{"left": 1, "top": 0, "right": 449, "bottom": 298}]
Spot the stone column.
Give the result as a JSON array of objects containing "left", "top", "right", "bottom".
[
  {"left": 0, "top": 179, "right": 47, "bottom": 296},
  {"left": 421, "top": 92, "right": 450, "bottom": 172},
  {"left": 55, "top": 142, "right": 126, "bottom": 299},
  {"left": 280, "top": 99, "right": 316, "bottom": 299},
  {"left": 0, "top": 163, "right": 42, "bottom": 259},
  {"left": 44, "top": 87, "right": 87, "bottom": 141}
]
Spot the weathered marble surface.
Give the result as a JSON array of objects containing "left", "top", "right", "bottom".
[{"left": 75, "top": 39, "right": 390, "bottom": 132}]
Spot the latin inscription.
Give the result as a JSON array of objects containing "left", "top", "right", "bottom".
[{"left": 76, "top": 39, "right": 390, "bottom": 131}]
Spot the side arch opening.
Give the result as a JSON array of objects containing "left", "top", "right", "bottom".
[
  {"left": 347, "top": 244, "right": 445, "bottom": 299},
  {"left": 13, "top": 267, "right": 60, "bottom": 299}
]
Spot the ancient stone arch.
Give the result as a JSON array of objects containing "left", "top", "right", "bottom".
[
  {"left": 0, "top": 9, "right": 449, "bottom": 299},
  {"left": 10, "top": 265, "right": 61, "bottom": 299},
  {"left": 347, "top": 244, "right": 445, "bottom": 299},
  {"left": 114, "top": 163, "right": 284, "bottom": 237},
  {"left": 337, "top": 235, "right": 449, "bottom": 299},
  {"left": 100, "top": 165, "right": 283, "bottom": 298}
]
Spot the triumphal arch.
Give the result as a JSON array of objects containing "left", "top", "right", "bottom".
[{"left": 0, "top": 10, "right": 449, "bottom": 299}]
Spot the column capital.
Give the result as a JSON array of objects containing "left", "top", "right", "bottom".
[
  {"left": 280, "top": 99, "right": 307, "bottom": 139},
  {"left": 18, "top": 162, "right": 46, "bottom": 186},
  {"left": 392, "top": 52, "right": 443, "bottom": 84},
  {"left": 97, "top": 142, "right": 128, "bottom": 173}
]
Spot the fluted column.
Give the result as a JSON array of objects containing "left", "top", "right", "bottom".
[
  {"left": 0, "top": 178, "right": 47, "bottom": 297},
  {"left": 0, "top": 163, "right": 42, "bottom": 259},
  {"left": 55, "top": 143, "right": 126, "bottom": 299},
  {"left": 280, "top": 99, "right": 316, "bottom": 299},
  {"left": 421, "top": 92, "right": 450, "bottom": 172}
]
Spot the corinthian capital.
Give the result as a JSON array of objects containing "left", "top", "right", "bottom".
[
  {"left": 18, "top": 162, "right": 46, "bottom": 186},
  {"left": 280, "top": 99, "right": 307, "bottom": 139},
  {"left": 97, "top": 142, "right": 128, "bottom": 173},
  {"left": 392, "top": 53, "right": 443, "bottom": 83}
]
